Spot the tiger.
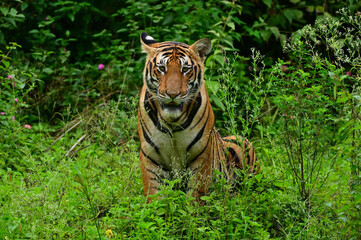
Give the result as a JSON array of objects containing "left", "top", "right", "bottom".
[{"left": 138, "top": 32, "right": 258, "bottom": 202}]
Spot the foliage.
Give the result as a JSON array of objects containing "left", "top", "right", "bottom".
[{"left": 1, "top": 0, "right": 361, "bottom": 239}]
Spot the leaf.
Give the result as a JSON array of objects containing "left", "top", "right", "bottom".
[
  {"left": 0, "top": 7, "right": 9, "bottom": 16},
  {"left": 43, "top": 68, "right": 54, "bottom": 74},
  {"left": 68, "top": 13, "right": 75, "bottom": 22},
  {"left": 262, "top": 0, "right": 272, "bottom": 8},
  {"left": 206, "top": 81, "right": 220, "bottom": 95},
  {"left": 260, "top": 29, "right": 272, "bottom": 42},
  {"left": 162, "top": 15, "right": 173, "bottom": 25},
  {"left": 283, "top": 9, "right": 303, "bottom": 23},
  {"left": 5, "top": 17, "right": 17, "bottom": 28},
  {"left": 226, "top": 21, "right": 235, "bottom": 30},
  {"left": 210, "top": 95, "right": 225, "bottom": 111},
  {"left": 268, "top": 26, "right": 280, "bottom": 40},
  {"left": 255, "top": 174, "right": 263, "bottom": 183},
  {"left": 2, "top": 60, "right": 10, "bottom": 69},
  {"left": 8, "top": 8, "right": 18, "bottom": 17},
  {"left": 211, "top": 54, "right": 225, "bottom": 66},
  {"left": 21, "top": 2, "right": 29, "bottom": 11}
]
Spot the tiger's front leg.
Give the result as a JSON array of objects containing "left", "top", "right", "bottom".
[
  {"left": 139, "top": 150, "right": 168, "bottom": 203},
  {"left": 188, "top": 144, "right": 213, "bottom": 201}
]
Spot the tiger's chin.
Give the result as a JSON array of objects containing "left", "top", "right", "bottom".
[{"left": 161, "top": 103, "right": 184, "bottom": 121}]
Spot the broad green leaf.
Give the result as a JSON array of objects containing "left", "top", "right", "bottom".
[
  {"left": 68, "top": 13, "right": 75, "bottom": 22},
  {"left": 268, "top": 26, "right": 280, "bottom": 39},
  {"left": 2, "top": 60, "right": 10, "bottom": 68},
  {"left": 210, "top": 95, "right": 225, "bottom": 111},
  {"left": 255, "top": 174, "right": 263, "bottom": 182},
  {"left": 0, "top": 7, "right": 9, "bottom": 16},
  {"left": 43, "top": 68, "right": 54, "bottom": 74},
  {"left": 206, "top": 81, "right": 220, "bottom": 95},
  {"left": 21, "top": 2, "right": 29, "bottom": 11},
  {"left": 283, "top": 9, "right": 303, "bottom": 23},
  {"left": 211, "top": 54, "right": 225, "bottom": 66},
  {"left": 260, "top": 29, "right": 272, "bottom": 42},
  {"left": 262, "top": 0, "right": 272, "bottom": 8},
  {"left": 5, "top": 17, "right": 17, "bottom": 28},
  {"left": 8, "top": 8, "right": 18, "bottom": 17},
  {"left": 226, "top": 21, "right": 235, "bottom": 30}
]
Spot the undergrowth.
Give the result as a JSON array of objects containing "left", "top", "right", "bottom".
[{"left": 1, "top": 3, "right": 360, "bottom": 240}]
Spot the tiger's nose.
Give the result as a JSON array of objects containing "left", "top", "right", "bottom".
[{"left": 166, "top": 90, "right": 180, "bottom": 99}]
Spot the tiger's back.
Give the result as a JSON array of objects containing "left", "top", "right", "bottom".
[{"left": 137, "top": 32, "right": 257, "bottom": 201}]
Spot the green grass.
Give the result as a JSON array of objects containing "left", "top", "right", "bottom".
[
  {"left": 1, "top": 3, "right": 361, "bottom": 239},
  {"left": 0, "top": 99, "right": 358, "bottom": 239}
]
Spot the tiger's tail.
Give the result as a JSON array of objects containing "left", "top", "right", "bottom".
[{"left": 222, "top": 135, "right": 258, "bottom": 174}]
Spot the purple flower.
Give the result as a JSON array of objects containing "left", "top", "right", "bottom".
[
  {"left": 45, "top": 16, "right": 49, "bottom": 21},
  {"left": 0, "top": 112, "right": 5, "bottom": 115},
  {"left": 24, "top": 124, "right": 32, "bottom": 129},
  {"left": 14, "top": 98, "right": 18, "bottom": 103},
  {"left": 11, "top": 116, "right": 15, "bottom": 121},
  {"left": 8, "top": 75, "right": 13, "bottom": 79},
  {"left": 346, "top": 71, "right": 351, "bottom": 76},
  {"left": 98, "top": 64, "right": 105, "bottom": 70}
]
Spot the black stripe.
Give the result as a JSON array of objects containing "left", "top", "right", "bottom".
[
  {"left": 177, "top": 52, "right": 186, "bottom": 58},
  {"left": 173, "top": 93, "right": 202, "bottom": 132},
  {"left": 191, "top": 165, "right": 203, "bottom": 174},
  {"left": 197, "top": 65, "right": 201, "bottom": 82},
  {"left": 188, "top": 129, "right": 213, "bottom": 165},
  {"left": 142, "top": 149, "right": 170, "bottom": 172},
  {"left": 167, "top": 41, "right": 188, "bottom": 47},
  {"left": 186, "top": 108, "right": 210, "bottom": 152},
  {"left": 193, "top": 66, "right": 198, "bottom": 81},
  {"left": 144, "top": 91, "right": 172, "bottom": 137},
  {"left": 161, "top": 47, "right": 175, "bottom": 52},
  {"left": 146, "top": 79, "right": 158, "bottom": 93},
  {"left": 158, "top": 44, "right": 174, "bottom": 47},
  {"left": 247, "top": 152, "right": 251, "bottom": 165},
  {"left": 222, "top": 138, "right": 239, "bottom": 144},
  {"left": 141, "top": 148, "right": 161, "bottom": 167},
  {"left": 139, "top": 111, "right": 151, "bottom": 135},
  {"left": 228, "top": 147, "right": 239, "bottom": 167},
  {"left": 176, "top": 47, "right": 187, "bottom": 55},
  {"left": 191, "top": 100, "right": 208, "bottom": 129},
  {"left": 161, "top": 52, "right": 173, "bottom": 58},
  {"left": 186, "top": 123, "right": 205, "bottom": 152},
  {"left": 145, "top": 64, "right": 149, "bottom": 77},
  {"left": 141, "top": 123, "right": 160, "bottom": 154}
]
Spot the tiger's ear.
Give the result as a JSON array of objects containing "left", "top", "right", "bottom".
[
  {"left": 190, "top": 38, "right": 212, "bottom": 61},
  {"left": 140, "top": 32, "right": 157, "bottom": 54}
]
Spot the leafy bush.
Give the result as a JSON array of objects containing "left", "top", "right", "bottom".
[{"left": 1, "top": 0, "right": 361, "bottom": 239}]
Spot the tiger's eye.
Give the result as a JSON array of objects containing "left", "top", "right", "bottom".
[
  {"left": 182, "top": 67, "right": 190, "bottom": 73},
  {"left": 158, "top": 66, "right": 166, "bottom": 72}
]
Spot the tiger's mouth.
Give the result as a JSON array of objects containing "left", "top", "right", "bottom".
[{"left": 161, "top": 101, "right": 184, "bottom": 111}]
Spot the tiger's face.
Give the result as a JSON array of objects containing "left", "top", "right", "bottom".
[{"left": 141, "top": 32, "right": 212, "bottom": 120}]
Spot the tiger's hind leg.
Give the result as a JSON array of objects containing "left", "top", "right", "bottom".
[{"left": 222, "top": 136, "right": 258, "bottom": 173}]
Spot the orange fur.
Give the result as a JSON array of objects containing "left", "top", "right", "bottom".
[{"left": 138, "top": 33, "right": 257, "bottom": 202}]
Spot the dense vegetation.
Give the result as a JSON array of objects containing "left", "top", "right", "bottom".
[{"left": 1, "top": 0, "right": 360, "bottom": 239}]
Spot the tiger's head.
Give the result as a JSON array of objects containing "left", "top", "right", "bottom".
[{"left": 140, "top": 32, "right": 212, "bottom": 120}]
